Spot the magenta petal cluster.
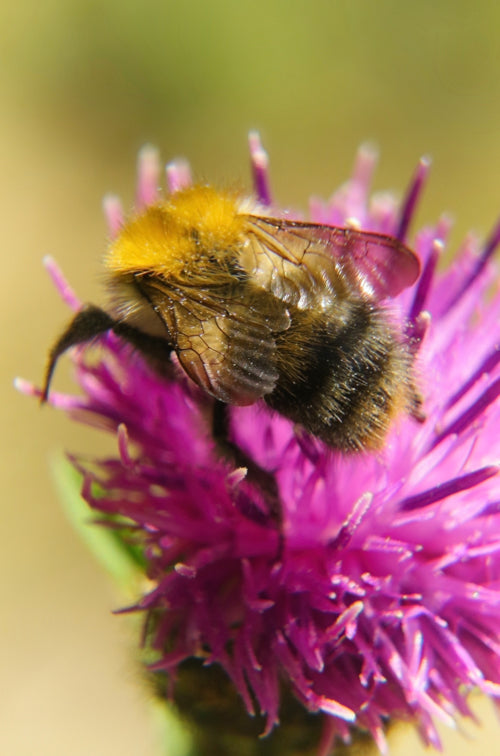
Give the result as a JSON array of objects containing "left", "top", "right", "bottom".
[{"left": 22, "top": 137, "right": 500, "bottom": 753}]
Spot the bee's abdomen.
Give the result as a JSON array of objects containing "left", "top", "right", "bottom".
[{"left": 266, "top": 299, "right": 411, "bottom": 451}]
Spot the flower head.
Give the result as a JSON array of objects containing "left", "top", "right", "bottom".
[{"left": 19, "top": 135, "right": 500, "bottom": 753}]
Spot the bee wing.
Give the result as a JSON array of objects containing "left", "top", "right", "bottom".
[
  {"left": 244, "top": 216, "right": 420, "bottom": 304},
  {"left": 140, "top": 278, "right": 289, "bottom": 405}
]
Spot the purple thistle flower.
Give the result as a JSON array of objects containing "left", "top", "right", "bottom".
[{"left": 18, "top": 134, "right": 500, "bottom": 754}]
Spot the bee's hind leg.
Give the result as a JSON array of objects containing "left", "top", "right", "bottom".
[{"left": 409, "top": 383, "right": 426, "bottom": 423}]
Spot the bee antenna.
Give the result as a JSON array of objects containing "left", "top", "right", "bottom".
[{"left": 41, "top": 305, "right": 115, "bottom": 404}]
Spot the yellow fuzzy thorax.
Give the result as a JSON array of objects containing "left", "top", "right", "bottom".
[{"left": 106, "top": 185, "right": 246, "bottom": 277}]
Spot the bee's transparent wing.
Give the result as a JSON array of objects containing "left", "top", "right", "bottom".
[
  {"left": 140, "top": 278, "right": 289, "bottom": 405},
  {"left": 243, "top": 216, "right": 420, "bottom": 304}
]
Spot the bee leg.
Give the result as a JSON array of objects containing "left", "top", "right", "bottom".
[
  {"left": 42, "top": 304, "right": 174, "bottom": 403},
  {"left": 409, "top": 384, "right": 426, "bottom": 423},
  {"left": 42, "top": 305, "right": 116, "bottom": 402},
  {"left": 212, "top": 400, "right": 282, "bottom": 529},
  {"left": 110, "top": 320, "right": 174, "bottom": 378}
]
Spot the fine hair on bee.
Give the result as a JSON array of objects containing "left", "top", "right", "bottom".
[{"left": 42, "top": 184, "right": 422, "bottom": 512}]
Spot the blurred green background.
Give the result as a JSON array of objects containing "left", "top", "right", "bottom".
[{"left": 4, "top": 1, "right": 500, "bottom": 754}]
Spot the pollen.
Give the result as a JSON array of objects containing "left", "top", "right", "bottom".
[{"left": 106, "top": 185, "right": 245, "bottom": 278}]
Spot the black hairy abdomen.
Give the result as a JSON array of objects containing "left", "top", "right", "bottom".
[{"left": 265, "top": 299, "right": 408, "bottom": 451}]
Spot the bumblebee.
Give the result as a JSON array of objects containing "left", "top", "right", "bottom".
[{"left": 42, "top": 185, "right": 421, "bottom": 452}]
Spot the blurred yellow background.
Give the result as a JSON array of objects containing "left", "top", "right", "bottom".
[{"left": 4, "top": 1, "right": 500, "bottom": 754}]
